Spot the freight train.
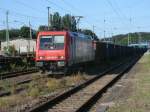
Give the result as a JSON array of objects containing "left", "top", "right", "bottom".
[{"left": 35, "top": 31, "right": 147, "bottom": 74}]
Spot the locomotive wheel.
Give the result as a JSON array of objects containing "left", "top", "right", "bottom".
[
  {"left": 64, "top": 67, "right": 68, "bottom": 76},
  {"left": 41, "top": 67, "right": 46, "bottom": 74}
]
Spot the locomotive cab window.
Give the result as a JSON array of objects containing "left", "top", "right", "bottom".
[{"left": 39, "top": 35, "right": 64, "bottom": 50}]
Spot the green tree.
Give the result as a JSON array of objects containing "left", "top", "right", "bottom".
[
  {"left": 50, "top": 12, "right": 61, "bottom": 30},
  {"left": 38, "top": 13, "right": 77, "bottom": 31},
  {"left": 62, "top": 14, "right": 72, "bottom": 30},
  {"left": 112, "top": 32, "right": 150, "bottom": 45},
  {"left": 32, "top": 30, "right": 37, "bottom": 39},
  {"left": 71, "top": 16, "right": 77, "bottom": 31},
  {"left": 82, "top": 29, "right": 99, "bottom": 40},
  {"left": 9, "top": 29, "right": 20, "bottom": 39},
  {"left": 61, "top": 14, "right": 77, "bottom": 31},
  {"left": 0, "top": 29, "right": 20, "bottom": 41},
  {"left": 20, "top": 26, "right": 30, "bottom": 38},
  {"left": 0, "top": 30, "right": 6, "bottom": 41},
  {"left": 38, "top": 25, "right": 48, "bottom": 31}
]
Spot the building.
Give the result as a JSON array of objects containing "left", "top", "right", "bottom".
[{"left": 1, "top": 38, "right": 36, "bottom": 53}]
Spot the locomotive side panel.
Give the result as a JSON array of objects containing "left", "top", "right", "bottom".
[{"left": 73, "top": 34, "right": 94, "bottom": 64}]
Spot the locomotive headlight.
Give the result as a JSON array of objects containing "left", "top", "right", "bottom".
[
  {"left": 60, "top": 56, "right": 64, "bottom": 59},
  {"left": 58, "top": 56, "right": 65, "bottom": 59},
  {"left": 57, "top": 61, "right": 65, "bottom": 67},
  {"left": 39, "top": 56, "right": 45, "bottom": 59}
]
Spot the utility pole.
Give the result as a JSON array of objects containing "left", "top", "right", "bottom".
[
  {"left": 137, "top": 27, "right": 141, "bottom": 45},
  {"left": 128, "top": 18, "right": 132, "bottom": 46},
  {"left": 47, "top": 7, "right": 50, "bottom": 30},
  {"left": 111, "top": 32, "right": 114, "bottom": 43},
  {"left": 93, "top": 25, "right": 95, "bottom": 39},
  {"left": 104, "top": 30, "right": 106, "bottom": 42},
  {"left": 128, "top": 33, "right": 130, "bottom": 46},
  {"left": 104, "top": 19, "right": 106, "bottom": 42},
  {"left": 113, "top": 27, "right": 117, "bottom": 44},
  {"left": 74, "top": 16, "right": 83, "bottom": 32},
  {"left": 28, "top": 21, "right": 32, "bottom": 54},
  {"left": 6, "top": 11, "right": 9, "bottom": 50}
]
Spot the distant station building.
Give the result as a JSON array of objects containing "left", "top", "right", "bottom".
[
  {"left": 129, "top": 42, "right": 150, "bottom": 49},
  {"left": 129, "top": 41, "right": 150, "bottom": 53}
]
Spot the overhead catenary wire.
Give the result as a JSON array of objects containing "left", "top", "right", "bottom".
[
  {"left": 61, "top": 0, "right": 122, "bottom": 39},
  {"left": 44, "top": 0, "right": 94, "bottom": 30},
  {"left": 105, "top": 0, "right": 136, "bottom": 39},
  {"left": 61, "top": 0, "right": 126, "bottom": 34},
  {"left": 113, "top": 0, "right": 129, "bottom": 21},
  {"left": 106, "top": 0, "right": 127, "bottom": 25},
  {"left": 0, "top": 0, "right": 49, "bottom": 29},
  {"left": 60, "top": 0, "right": 104, "bottom": 35},
  {"left": 0, "top": 0, "right": 148, "bottom": 36},
  {"left": 113, "top": 0, "right": 137, "bottom": 31},
  {"left": 0, "top": 8, "right": 46, "bottom": 20},
  {"left": 0, "top": 0, "right": 123, "bottom": 36},
  {"left": 0, "top": 9, "right": 42, "bottom": 30},
  {"left": 105, "top": 0, "right": 142, "bottom": 31},
  {"left": 44, "top": 0, "right": 72, "bottom": 14},
  {"left": 14, "top": 0, "right": 47, "bottom": 14}
]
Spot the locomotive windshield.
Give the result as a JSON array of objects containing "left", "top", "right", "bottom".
[{"left": 39, "top": 35, "right": 64, "bottom": 50}]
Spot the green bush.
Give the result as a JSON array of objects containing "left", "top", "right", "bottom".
[
  {"left": 28, "top": 87, "right": 40, "bottom": 98},
  {"left": 46, "top": 79, "right": 61, "bottom": 92}
]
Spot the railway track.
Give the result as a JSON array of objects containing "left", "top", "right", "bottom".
[
  {"left": 25, "top": 55, "right": 141, "bottom": 112},
  {"left": 0, "top": 77, "right": 35, "bottom": 97},
  {"left": 0, "top": 69, "right": 39, "bottom": 97},
  {"left": 0, "top": 68, "right": 38, "bottom": 80}
]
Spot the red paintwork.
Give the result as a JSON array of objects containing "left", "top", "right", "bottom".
[{"left": 36, "top": 31, "right": 69, "bottom": 62}]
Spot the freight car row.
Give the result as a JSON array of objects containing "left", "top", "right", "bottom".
[{"left": 94, "top": 41, "right": 147, "bottom": 64}]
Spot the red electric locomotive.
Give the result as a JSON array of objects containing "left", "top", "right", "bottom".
[{"left": 36, "top": 31, "right": 95, "bottom": 74}]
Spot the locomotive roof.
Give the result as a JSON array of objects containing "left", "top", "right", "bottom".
[
  {"left": 38, "top": 31, "right": 92, "bottom": 40},
  {"left": 69, "top": 32, "right": 92, "bottom": 40}
]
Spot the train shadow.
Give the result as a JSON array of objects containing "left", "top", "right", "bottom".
[
  {"left": 80, "top": 55, "right": 143, "bottom": 77},
  {"left": 44, "top": 55, "right": 143, "bottom": 79}
]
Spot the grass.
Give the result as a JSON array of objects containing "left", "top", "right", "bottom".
[
  {"left": 46, "top": 78, "right": 62, "bottom": 91},
  {"left": 28, "top": 87, "right": 40, "bottom": 98},
  {"left": 0, "top": 71, "right": 89, "bottom": 109},
  {"left": 0, "top": 80, "right": 11, "bottom": 91},
  {"left": 108, "top": 53, "right": 150, "bottom": 112},
  {"left": 27, "top": 72, "right": 87, "bottom": 98},
  {"left": 66, "top": 72, "right": 87, "bottom": 86},
  {"left": 0, "top": 94, "right": 28, "bottom": 109}
]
